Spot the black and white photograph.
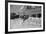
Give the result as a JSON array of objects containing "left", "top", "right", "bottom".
[
  {"left": 8, "top": 2, "right": 44, "bottom": 32},
  {"left": 4, "top": 1, "right": 45, "bottom": 33}
]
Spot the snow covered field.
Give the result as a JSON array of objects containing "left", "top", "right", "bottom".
[{"left": 10, "top": 17, "right": 41, "bottom": 29}]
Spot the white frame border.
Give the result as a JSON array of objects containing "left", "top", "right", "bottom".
[{"left": 8, "top": 2, "right": 43, "bottom": 32}]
